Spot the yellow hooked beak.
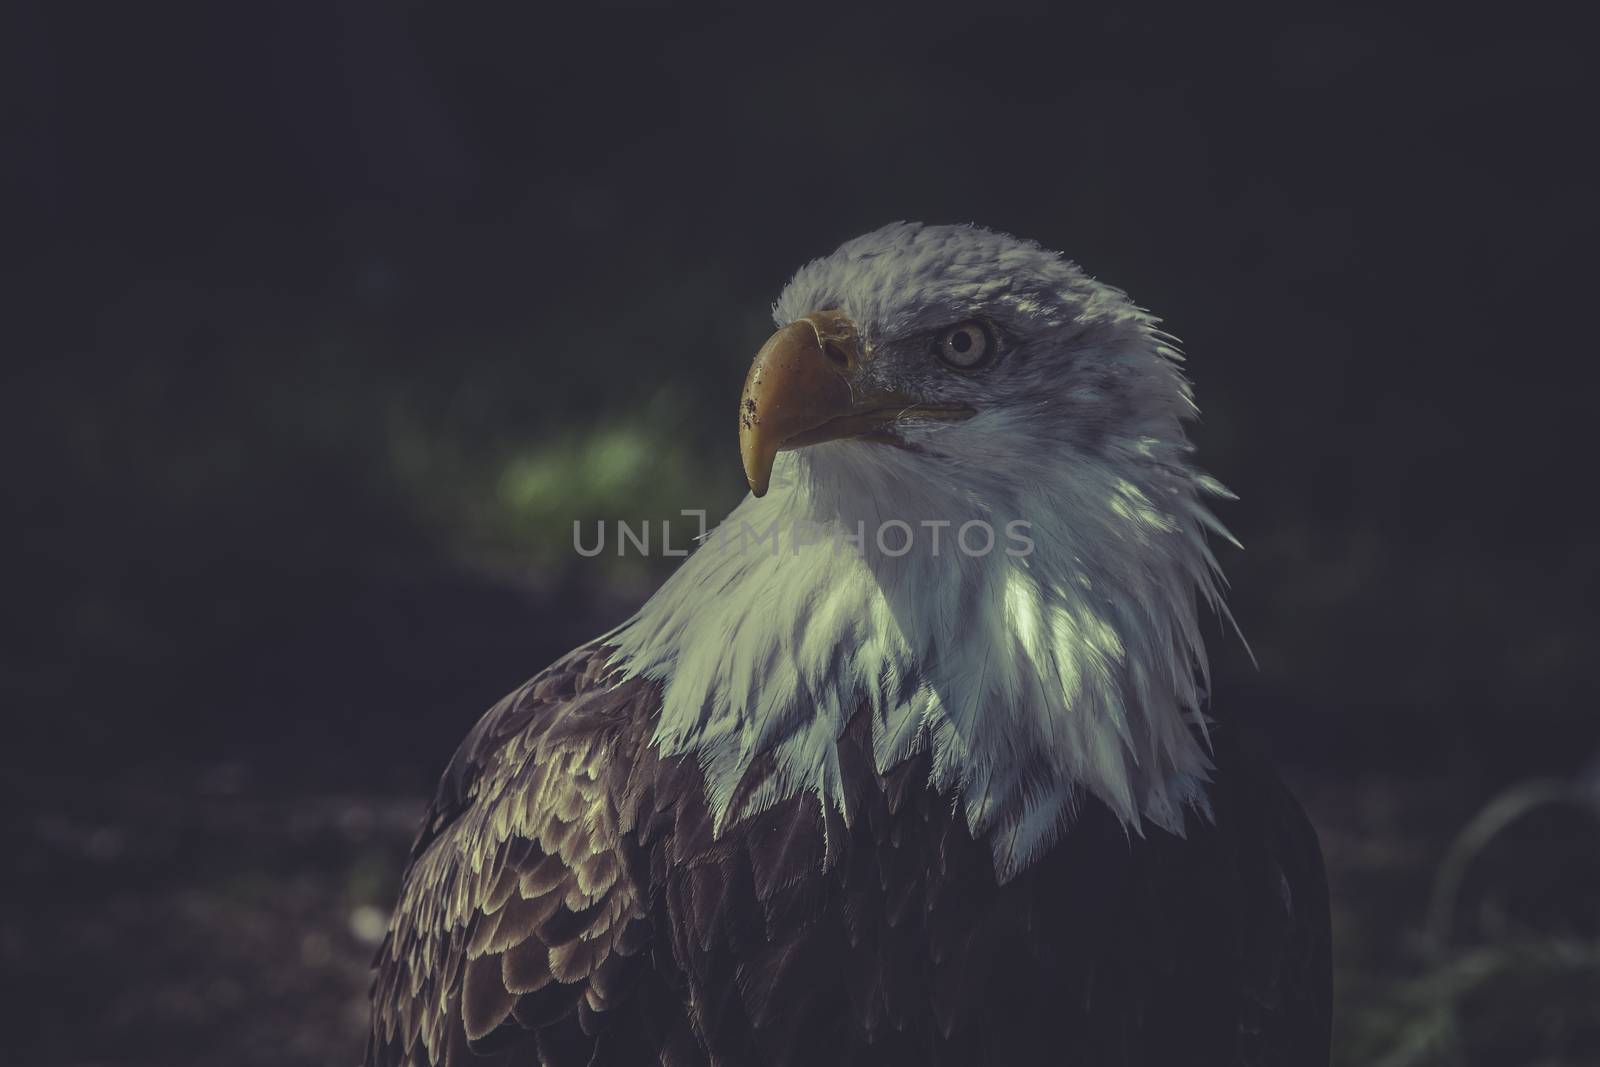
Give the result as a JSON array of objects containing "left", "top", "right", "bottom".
[{"left": 737, "top": 310, "right": 972, "bottom": 496}]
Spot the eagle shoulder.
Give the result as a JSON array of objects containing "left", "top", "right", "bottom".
[{"left": 365, "top": 643, "right": 691, "bottom": 1067}]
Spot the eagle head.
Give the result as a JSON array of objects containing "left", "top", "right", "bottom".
[{"left": 741, "top": 221, "right": 1198, "bottom": 512}]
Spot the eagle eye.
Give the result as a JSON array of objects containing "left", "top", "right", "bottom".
[{"left": 934, "top": 320, "right": 995, "bottom": 370}]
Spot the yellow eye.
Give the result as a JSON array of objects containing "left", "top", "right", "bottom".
[{"left": 935, "top": 320, "right": 995, "bottom": 370}]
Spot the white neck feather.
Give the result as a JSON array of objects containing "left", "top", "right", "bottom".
[{"left": 609, "top": 426, "right": 1236, "bottom": 882}]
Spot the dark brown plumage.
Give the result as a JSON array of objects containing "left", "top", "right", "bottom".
[{"left": 366, "top": 643, "right": 1330, "bottom": 1067}]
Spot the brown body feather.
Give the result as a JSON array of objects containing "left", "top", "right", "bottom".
[{"left": 367, "top": 644, "right": 1330, "bottom": 1066}]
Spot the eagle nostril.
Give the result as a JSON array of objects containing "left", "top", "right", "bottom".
[
  {"left": 820, "top": 342, "right": 852, "bottom": 371},
  {"left": 802, "top": 310, "right": 862, "bottom": 374}
]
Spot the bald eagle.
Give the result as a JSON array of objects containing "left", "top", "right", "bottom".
[{"left": 366, "top": 223, "right": 1331, "bottom": 1066}]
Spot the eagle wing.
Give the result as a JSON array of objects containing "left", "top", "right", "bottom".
[
  {"left": 367, "top": 645, "right": 1331, "bottom": 1067},
  {"left": 365, "top": 645, "right": 690, "bottom": 1067}
]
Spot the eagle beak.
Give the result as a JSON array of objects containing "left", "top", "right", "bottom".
[{"left": 738, "top": 310, "right": 970, "bottom": 497}]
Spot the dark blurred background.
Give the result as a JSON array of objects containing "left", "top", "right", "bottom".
[{"left": 6, "top": 4, "right": 1599, "bottom": 1065}]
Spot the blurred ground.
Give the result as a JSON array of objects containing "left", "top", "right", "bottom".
[{"left": 12, "top": 740, "right": 1596, "bottom": 1067}]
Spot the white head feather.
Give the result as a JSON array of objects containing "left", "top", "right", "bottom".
[{"left": 610, "top": 222, "right": 1238, "bottom": 881}]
